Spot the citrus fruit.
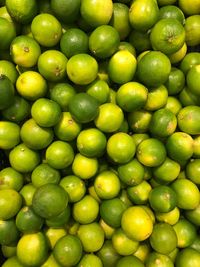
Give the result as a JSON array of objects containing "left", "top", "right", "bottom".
[
  {"left": 153, "top": 157, "right": 181, "bottom": 184},
  {"left": 0, "top": 219, "right": 19, "bottom": 246},
  {"left": 0, "top": 167, "right": 23, "bottom": 191},
  {"left": 129, "top": 0, "right": 159, "bottom": 32},
  {"left": 31, "top": 98, "right": 61, "bottom": 128},
  {"left": 6, "top": 0, "right": 37, "bottom": 24},
  {"left": 133, "top": 241, "right": 151, "bottom": 263},
  {"left": 31, "top": 163, "right": 61, "bottom": 188},
  {"left": 2, "top": 95, "right": 30, "bottom": 123},
  {"left": 20, "top": 183, "right": 36, "bottom": 207},
  {"left": 110, "top": 3, "right": 131, "bottom": 40},
  {"left": 178, "top": 0, "right": 200, "bottom": 16},
  {"left": 32, "top": 184, "right": 68, "bottom": 219},
  {"left": 17, "top": 232, "right": 48, "bottom": 267},
  {"left": 99, "top": 218, "right": 115, "bottom": 239},
  {"left": 16, "top": 206, "right": 44, "bottom": 233},
  {"left": 72, "top": 153, "right": 98, "bottom": 180},
  {"left": 67, "top": 53, "right": 98, "bottom": 85},
  {"left": 73, "top": 195, "right": 99, "bottom": 224},
  {"left": 186, "top": 159, "right": 200, "bottom": 185},
  {"left": 175, "top": 248, "right": 200, "bottom": 267},
  {"left": 100, "top": 198, "right": 126, "bottom": 228},
  {"left": 97, "top": 240, "right": 121, "bottom": 267},
  {"left": 0, "top": 75, "right": 15, "bottom": 110},
  {"left": 45, "top": 227, "right": 67, "bottom": 249},
  {"left": 166, "top": 132, "right": 193, "bottom": 162},
  {"left": 128, "top": 110, "right": 152, "bottom": 133},
  {"left": 0, "top": 60, "right": 18, "bottom": 84},
  {"left": 41, "top": 253, "right": 62, "bottom": 267},
  {"left": 187, "top": 65, "right": 200, "bottom": 96},
  {"left": 38, "top": 50, "right": 68, "bottom": 82},
  {"left": 127, "top": 181, "right": 152, "bottom": 205},
  {"left": 173, "top": 219, "right": 197, "bottom": 248},
  {"left": 117, "top": 255, "right": 144, "bottom": 267},
  {"left": 77, "top": 128, "right": 107, "bottom": 157},
  {"left": 150, "top": 223, "right": 177, "bottom": 254},
  {"left": 31, "top": 13, "right": 62, "bottom": 47},
  {"left": 51, "top": 0, "right": 81, "bottom": 23},
  {"left": 50, "top": 82, "right": 76, "bottom": 111},
  {"left": 60, "top": 27, "right": 88, "bottom": 58},
  {"left": 0, "top": 121, "right": 20, "bottom": 150},
  {"left": 20, "top": 118, "right": 54, "bottom": 150},
  {"left": 169, "top": 42, "right": 187, "bottom": 64},
  {"left": 59, "top": 175, "right": 86, "bottom": 203},
  {"left": 144, "top": 85, "right": 168, "bottom": 111},
  {"left": 112, "top": 228, "right": 139, "bottom": 256},
  {"left": 121, "top": 206, "right": 153, "bottom": 241},
  {"left": 77, "top": 254, "right": 103, "bottom": 267},
  {"left": 165, "top": 67, "right": 185, "bottom": 95},
  {"left": 118, "top": 158, "right": 144, "bottom": 186},
  {"left": 159, "top": 5, "right": 185, "bottom": 24},
  {"left": 156, "top": 207, "right": 180, "bottom": 225},
  {"left": 53, "top": 234, "right": 82, "bottom": 266},
  {"left": 118, "top": 41, "right": 136, "bottom": 56},
  {"left": 165, "top": 96, "right": 182, "bottom": 115},
  {"left": 146, "top": 252, "right": 174, "bottom": 267},
  {"left": 16, "top": 71, "right": 47, "bottom": 101},
  {"left": 149, "top": 185, "right": 177, "bottom": 213},
  {"left": 180, "top": 52, "right": 200, "bottom": 74},
  {"left": 184, "top": 15, "right": 200, "bottom": 47},
  {"left": 86, "top": 79, "right": 110, "bottom": 104},
  {"left": 149, "top": 108, "right": 177, "bottom": 138},
  {"left": 94, "top": 170, "right": 121, "bottom": 199},
  {"left": 89, "top": 25, "right": 120, "bottom": 59},
  {"left": 179, "top": 86, "right": 200, "bottom": 107},
  {"left": 45, "top": 140, "right": 74, "bottom": 169},
  {"left": 94, "top": 103, "right": 124, "bottom": 133},
  {"left": 77, "top": 222, "right": 104, "bottom": 252},
  {"left": 116, "top": 82, "right": 148, "bottom": 112},
  {"left": 0, "top": 189, "right": 22, "bottom": 220},
  {"left": 80, "top": 0, "right": 113, "bottom": 27},
  {"left": 9, "top": 143, "right": 40, "bottom": 173},
  {"left": 45, "top": 206, "right": 70, "bottom": 228},
  {"left": 10, "top": 35, "right": 41, "bottom": 68},
  {"left": 54, "top": 111, "right": 82, "bottom": 142},
  {"left": 108, "top": 50, "right": 137, "bottom": 84},
  {"left": 137, "top": 51, "right": 171, "bottom": 87},
  {"left": 150, "top": 18, "right": 185, "bottom": 55},
  {"left": 2, "top": 256, "right": 23, "bottom": 267},
  {"left": 178, "top": 105, "right": 200, "bottom": 135},
  {"left": 107, "top": 132, "right": 136, "bottom": 164},
  {"left": 171, "top": 178, "right": 200, "bottom": 210},
  {"left": 0, "top": 17, "right": 16, "bottom": 50},
  {"left": 137, "top": 138, "right": 167, "bottom": 167},
  {"left": 129, "top": 30, "right": 151, "bottom": 53}
]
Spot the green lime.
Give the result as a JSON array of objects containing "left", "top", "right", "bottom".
[
  {"left": 0, "top": 121, "right": 20, "bottom": 150},
  {"left": 144, "top": 85, "right": 168, "bottom": 111},
  {"left": 45, "top": 206, "right": 70, "bottom": 228},
  {"left": 77, "top": 254, "right": 103, "bottom": 267},
  {"left": 0, "top": 219, "right": 19, "bottom": 246},
  {"left": 0, "top": 75, "right": 15, "bottom": 110},
  {"left": 0, "top": 60, "right": 18, "bottom": 84},
  {"left": 175, "top": 248, "right": 200, "bottom": 267},
  {"left": 0, "top": 167, "right": 23, "bottom": 191}
]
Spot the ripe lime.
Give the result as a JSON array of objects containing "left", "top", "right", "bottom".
[
  {"left": 0, "top": 17, "right": 16, "bottom": 50},
  {"left": 128, "top": 110, "right": 152, "bottom": 133},
  {"left": 187, "top": 65, "right": 200, "bottom": 96},
  {"left": 0, "top": 219, "right": 19, "bottom": 246},
  {"left": 77, "top": 254, "right": 103, "bottom": 267},
  {"left": 175, "top": 248, "right": 200, "bottom": 267},
  {"left": 0, "top": 121, "right": 20, "bottom": 150},
  {"left": 86, "top": 79, "right": 110, "bottom": 104},
  {"left": 159, "top": 5, "right": 185, "bottom": 24},
  {"left": 0, "top": 60, "right": 18, "bottom": 84},
  {"left": 0, "top": 75, "right": 15, "bottom": 110},
  {"left": 144, "top": 85, "right": 168, "bottom": 111},
  {"left": 116, "top": 255, "right": 144, "bottom": 267},
  {"left": 0, "top": 167, "right": 23, "bottom": 191},
  {"left": 165, "top": 67, "right": 185, "bottom": 95}
]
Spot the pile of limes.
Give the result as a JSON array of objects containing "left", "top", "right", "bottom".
[{"left": 0, "top": 0, "right": 200, "bottom": 266}]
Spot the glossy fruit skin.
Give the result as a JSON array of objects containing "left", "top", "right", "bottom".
[
  {"left": 0, "top": 75, "right": 15, "bottom": 110},
  {"left": 175, "top": 248, "right": 200, "bottom": 267}
]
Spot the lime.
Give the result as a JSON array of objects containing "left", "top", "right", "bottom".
[
  {"left": 128, "top": 110, "right": 152, "bottom": 133},
  {"left": 137, "top": 51, "right": 171, "bottom": 87},
  {"left": 94, "top": 170, "right": 121, "bottom": 199},
  {"left": 146, "top": 252, "right": 174, "bottom": 267},
  {"left": 45, "top": 206, "right": 70, "bottom": 228},
  {"left": 159, "top": 5, "right": 185, "bottom": 24},
  {"left": 86, "top": 79, "right": 110, "bottom": 104},
  {"left": 0, "top": 17, "right": 16, "bottom": 50},
  {"left": 121, "top": 206, "right": 153, "bottom": 241},
  {"left": 175, "top": 248, "right": 200, "bottom": 267},
  {"left": 187, "top": 65, "right": 200, "bottom": 96},
  {"left": 80, "top": 0, "right": 113, "bottom": 28},
  {"left": 77, "top": 222, "right": 104, "bottom": 252},
  {"left": 9, "top": 143, "right": 40, "bottom": 173},
  {"left": 31, "top": 98, "right": 61, "bottom": 128},
  {"left": 31, "top": 163, "right": 60, "bottom": 188},
  {"left": 0, "top": 219, "right": 19, "bottom": 246},
  {"left": 89, "top": 25, "right": 120, "bottom": 59},
  {"left": 186, "top": 159, "right": 200, "bottom": 185},
  {"left": 59, "top": 175, "right": 86, "bottom": 203},
  {"left": 32, "top": 184, "right": 68, "bottom": 219},
  {"left": 0, "top": 60, "right": 18, "bottom": 84},
  {"left": 185, "top": 15, "right": 200, "bottom": 47},
  {"left": 129, "top": 0, "right": 159, "bottom": 32},
  {"left": 178, "top": 106, "right": 200, "bottom": 135},
  {"left": 73, "top": 195, "right": 99, "bottom": 224},
  {"left": 100, "top": 198, "right": 126, "bottom": 228},
  {"left": 0, "top": 167, "right": 23, "bottom": 191},
  {"left": 97, "top": 240, "right": 121, "bottom": 267},
  {"left": 156, "top": 207, "right": 180, "bottom": 225},
  {"left": 46, "top": 141, "right": 74, "bottom": 170},
  {"left": 60, "top": 28, "right": 88, "bottom": 58},
  {"left": 67, "top": 54, "right": 98, "bottom": 85},
  {"left": 0, "top": 121, "right": 20, "bottom": 150},
  {"left": 179, "top": 0, "right": 200, "bottom": 16},
  {"left": 17, "top": 232, "right": 48, "bottom": 266},
  {"left": 38, "top": 50, "right": 68, "bottom": 82},
  {"left": 180, "top": 52, "right": 200, "bottom": 74},
  {"left": 31, "top": 13, "right": 62, "bottom": 47},
  {"left": 127, "top": 181, "right": 152, "bottom": 205},
  {"left": 77, "top": 254, "right": 103, "bottom": 267},
  {"left": 129, "top": 30, "right": 151, "bottom": 53},
  {"left": 144, "top": 85, "right": 168, "bottom": 111},
  {"left": 0, "top": 75, "right": 15, "bottom": 110},
  {"left": 20, "top": 183, "right": 36, "bottom": 206},
  {"left": 108, "top": 50, "right": 137, "bottom": 84},
  {"left": 45, "top": 227, "right": 67, "bottom": 249},
  {"left": 41, "top": 254, "right": 62, "bottom": 267},
  {"left": 164, "top": 96, "right": 182, "bottom": 115},
  {"left": 54, "top": 112, "right": 82, "bottom": 142},
  {"left": 116, "top": 255, "right": 144, "bottom": 267},
  {"left": 107, "top": 132, "right": 136, "bottom": 164}
]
